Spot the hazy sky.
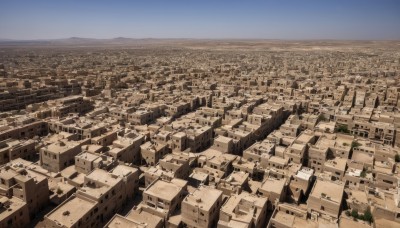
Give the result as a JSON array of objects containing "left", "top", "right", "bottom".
[{"left": 1, "top": 0, "right": 399, "bottom": 40}]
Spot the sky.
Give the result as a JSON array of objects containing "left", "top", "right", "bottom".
[{"left": 0, "top": 0, "right": 399, "bottom": 40}]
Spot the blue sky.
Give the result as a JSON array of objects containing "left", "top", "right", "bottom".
[{"left": 0, "top": 0, "right": 399, "bottom": 40}]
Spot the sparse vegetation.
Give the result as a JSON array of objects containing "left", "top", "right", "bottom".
[
  {"left": 56, "top": 187, "right": 63, "bottom": 195},
  {"left": 363, "top": 208, "right": 373, "bottom": 224},
  {"left": 318, "top": 115, "right": 327, "bottom": 122},
  {"left": 351, "top": 209, "right": 359, "bottom": 220},
  {"left": 351, "top": 141, "right": 361, "bottom": 149},
  {"left": 348, "top": 208, "right": 373, "bottom": 224},
  {"left": 360, "top": 168, "right": 367, "bottom": 178},
  {"left": 337, "top": 125, "right": 350, "bottom": 133}
]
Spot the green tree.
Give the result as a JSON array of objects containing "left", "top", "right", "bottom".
[
  {"left": 363, "top": 208, "right": 373, "bottom": 224},
  {"left": 351, "top": 141, "right": 361, "bottom": 150},
  {"left": 337, "top": 125, "right": 349, "bottom": 133},
  {"left": 360, "top": 169, "right": 367, "bottom": 178},
  {"left": 56, "top": 187, "right": 63, "bottom": 195},
  {"left": 351, "top": 209, "right": 359, "bottom": 220}
]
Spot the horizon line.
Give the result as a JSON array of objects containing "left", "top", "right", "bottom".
[{"left": 1, "top": 37, "right": 400, "bottom": 42}]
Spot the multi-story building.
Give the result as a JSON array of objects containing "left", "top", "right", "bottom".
[
  {"left": 218, "top": 192, "right": 268, "bottom": 228},
  {"left": 43, "top": 165, "right": 139, "bottom": 227},
  {"left": 0, "top": 158, "right": 49, "bottom": 219},
  {"left": 40, "top": 139, "right": 88, "bottom": 172},
  {"left": 0, "top": 196, "right": 30, "bottom": 227},
  {"left": 307, "top": 179, "right": 344, "bottom": 220},
  {"left": 142, "top": 178, "right": 187, "bottom": 220},
  {"left": 0, "top": 139, "right": 36, "bottom": 165},
  {"left": 181, "top": 186, "right": 223, "bottom": 228},
  {"left": 107, "top": 133, "right": 144, "bottom": 164}
]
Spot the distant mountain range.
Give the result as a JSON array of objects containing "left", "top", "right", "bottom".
[{"left": 0, "top": 37, "right": 198, "bottom": 46}]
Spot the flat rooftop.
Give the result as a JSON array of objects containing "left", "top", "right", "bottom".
[
  {"left": 44, "top": 140, "right": 80, "bottom": 154},
  {"left": 295, "top": 132, "right": 314, "bottom": 144},
  {"left": 260, "top": 178, "right": 286, "bottom": 194},
  {"left": 0, "top": 197, "right": 27, "bottom": 221},
  {"left": 76, "top": 152, "right": 100, "bottom": 162},
  {"left": 105, "top": 214, "right": 146, "bottom": 228},
  {"left": 296, "top": 167, "right": 314, "bottom": 180},
  {"left": 290, "top": 143, "right": 306, "bottom": 151},
  {"left": 184, "top": 186, "right": 222, "bottom": 211},
  {"left": 269, "top": 156, "right": 289, "bottom": 166},
  {"left": 111, "top": 165, "right": 138, "bottom": 177},
  {"left": 215, "top": 135, "right": 233, "bottom": 143},
  {"left": 46, "top": 196, "right": 96, "bottom": 227},
  {"left": 145, "top": 179, "right": 186, "bottom": 201},
  {"left": 126, "top": 209, "right": 163, "bottom": 228},
  {"left": 85, "top": 169, "right": 121, "bottom": 186},
  {"left": 221, "top": 192, "right": 267, "bottom": 221},
  {"left": 310, "top": 179, "right": 344, "bottom": 203},
  {"left": 272, "top": 210, "right": 318, "bottom": 228},
  {"left": 324, "top": 157, "right": 347, "bottom": 171}
]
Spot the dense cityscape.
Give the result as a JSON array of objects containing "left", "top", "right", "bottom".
[{"left": 0, "top": 39, "right": 399, "bottom": 228}]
